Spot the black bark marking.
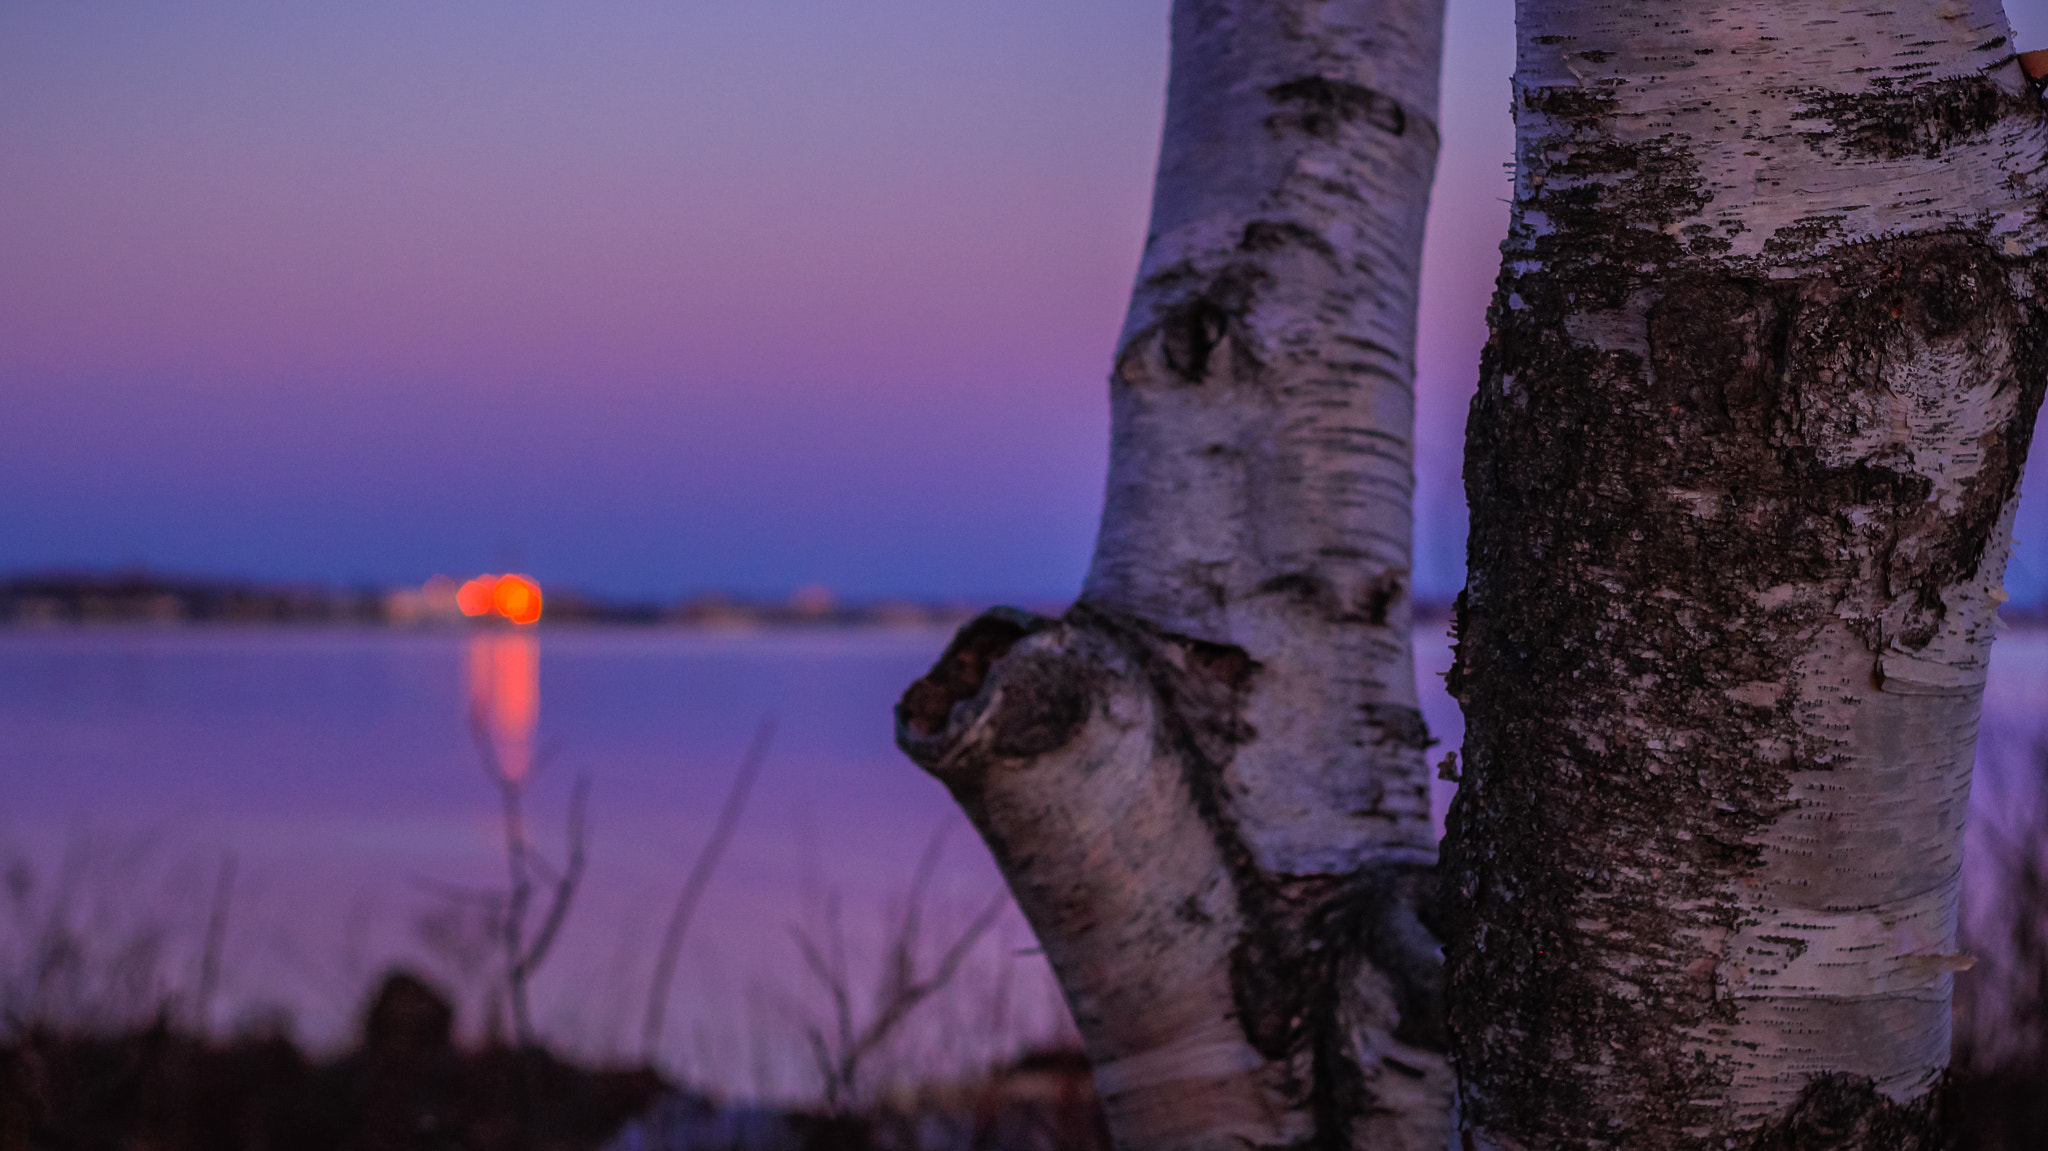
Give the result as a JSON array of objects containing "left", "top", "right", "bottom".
[
  {"left": 1064, "top": 602, "right": 1259, "bottom": 793},
  {"left": 1761, "top": 215, "right": 1847, "bottom": 260},
  {"left": 1361, "top": 569, "right": 1403, "bottom": 626},
  {"left": 1255, "top": 570, "right": 1336, "bottom": 607},
  {"left": 1265, "top": 76, "right": 1407, "bottom": 139},
  {"left": 1521, "top": 84, "right": 1615, "bottom": 124},
  {"left": 1252, "top": 568, "right": 1408, "bottom": 626},
  {"left": 1360, "top": 704, "right": 1433, "bottom": 752},
  {"left": 1160, "top": 298, "right": 1233, "bottom": 382},
  {"left": 1121, "top": 266, "right": 1270, "bottom": 386},
  {"left": 1240, "top": 219, "right": 1337, "bottom": 260},
  {"left": 1790, "top": 75, "right": 2037, "bottom": 160}
]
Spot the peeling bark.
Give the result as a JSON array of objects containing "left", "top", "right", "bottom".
[
  {"left": 1444, "top": 1, "right": 2048, "bottom": 1147},
  {"left": 896, "top": 1, "right": 1448, "bottom": 1147}
]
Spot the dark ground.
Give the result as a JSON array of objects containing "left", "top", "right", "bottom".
[
  {"left": 0, "top": 971, "right": 1106, "bottom": 1151},
  {"left": 4, "top": 968, "right": 2042, "bottom": 1150}
]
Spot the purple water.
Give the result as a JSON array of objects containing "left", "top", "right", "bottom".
[{"left": 0, "top": 623, "right": 2040, "bottom": 1097}]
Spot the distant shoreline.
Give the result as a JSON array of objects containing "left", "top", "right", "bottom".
[
  {"left": 7, "top": 571, "right": 2041, "bottom": 632},
  {"left": 0, "top": 571, "right": 1009, "bottom": 630}
]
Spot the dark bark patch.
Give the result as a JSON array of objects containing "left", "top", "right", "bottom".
[
  {"left": 1445, "top": 230, "right": 2048, "bottom": 1144},
  {"left": 1264, "top": 76, "right": 1406, "bottom": 139},
  {"left": 1138, "top": 259, "right": 1199, "bottom": 293},
  {"left": 1184, "top": 637, "right": 1258, "bottom": 693},
  {"left": 1520, "top": 84, "right": 1616, "bottom": 125},
  {"left": 1747, "top": 1073, "right": 1947, "bottom": 1151},
  {"left": 896, "top": 608, "right": 1049, "bottom": 741},
  {"left": 1789, "top": 74, "right": 2034, "bottom": 159},
  {"left": 1254, "top": 570, "right": 1335, "bottom": 607},
  {"left": 985, "top": 649, "right": 1098, "bottom": 760},
  {"left": 1311, "top": 865, "right": 1448, "bottom": 1149},
  {"left": 1065, "top": 602, "right": 1257, "bottom": 775},
  {"left": 1762, "top": 214, "right": 1847, "bottom": 260},
  {"left": 1240, "top": 220, "right": 1337, "bottom": 259},
  {"left": 1252, "top": 568, "right": 1407, "bottom": 626},
  {"left": 1338, "top": 863, "right": 1448, "bottom": 1053},
  {"left": 1228, "top": 873, "right": 1346, "bottom": 1064},
  {"left": 1361, "top": 570, "right": 1403, "bottom": 626},
  {"left": 1120, "top": 265, "right": 1270, "bottom": 387},
  {"left": 1360, "top": 704, "right": 1433, "bottom": 752},
  {"left": 1159, "top": 297, "right": 1233, "bottom": 382},
  {"left": 1506, "top": 124, "right": 1708, "bottom": 309}
]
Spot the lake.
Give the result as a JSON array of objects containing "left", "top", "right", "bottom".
[{"left": 1, "top": 622, "right": 2042, "bottom": 1098}]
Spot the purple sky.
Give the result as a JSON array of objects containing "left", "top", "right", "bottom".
[{"left": 4, "top": 0, "right": 2047, "bottom": 604}]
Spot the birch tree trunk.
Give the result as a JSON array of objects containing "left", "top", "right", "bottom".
[
  {"left": 895, "top": 1, "right": 1448, "bottom": 1147},
  {"left": 1442, "top": 2, "right": 2048, "bottom": 1147}
]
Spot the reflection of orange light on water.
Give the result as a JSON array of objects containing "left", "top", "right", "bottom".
[
  {"left": 468, "top": 631, "right": 539, "bottom": 783},
  {"left": 455, "top": 574, "right": 544, "bottom": 624}
]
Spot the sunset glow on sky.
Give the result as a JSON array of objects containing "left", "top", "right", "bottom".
[{"left": 6, "top": 0, "right": 2048, "bottom": 603}]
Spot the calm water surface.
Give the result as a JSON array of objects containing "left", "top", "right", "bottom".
[{"left": 2, "top": 624, "right": 2042, "bottom": 1095}]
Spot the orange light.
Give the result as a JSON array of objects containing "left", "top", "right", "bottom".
[
  {"left": 457, "top": 576, "right": 498, "bottom": 617},
  {"left": 454, "top": 573, "right": 542, "bottom": 624},
  {"left": 493, "top": 574, "right": 543, "bottom": 625}
]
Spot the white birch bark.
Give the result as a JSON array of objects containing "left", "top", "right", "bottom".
[
  {"left": 1443, "top": 1, "right": 2048, "bottom": 1147},
  {"left": 898, "top": 1, "right": 1450, "bottom": 1147}
]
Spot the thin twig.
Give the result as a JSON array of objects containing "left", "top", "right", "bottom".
[
  {"left": 472, "top": 703, "right": 540, "bottom": 1045},
  {"left": 841, "top": 889, "right": 1009, "bottom": 1084},
  {"left": 519, "top": 775, "right": 589, "bottom": 980},
  {"left": 794, "top": 821, "right": 1014, "bottom": 1109},
  {"left": 406, "top": 873, "right": 507, "bottom": 905},
  {"left": 499, "top": 772, "right": 534, "bottom": 1044},
  {"left": 640, "top": 713, "right": 775, "bottom": 1062},
  {"left": 193, "top": 853, "right": 236, "bottom": 1034}
]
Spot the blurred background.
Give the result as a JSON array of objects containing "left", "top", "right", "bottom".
[{"left": 4, "top": 1, "right": 2047, "bottom": 1147}]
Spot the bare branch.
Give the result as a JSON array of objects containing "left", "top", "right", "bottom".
[
  {"left": 406, "top": 874, "right": 505, "bottom": 905},
  {"left": 793, "top": 824, "right": 1013, "bottom": 1110},
  {"left": 192, "top": 853, "right": 236, "bottom": 1034},
  {"left": 518, "top": 774, "right": 589, "bottom": 978},
  {"left": 467, "top": 704, "right": 506, "bottom": 785},
  {"left": 640, "top": 714, "right": 775, "bottom": 1061},
  {"left": 844, "top": 889, "right": 1009, "bottom": 1077},
  {"left": 496, "top": 761, "right": 534, "bottom": 1045}
]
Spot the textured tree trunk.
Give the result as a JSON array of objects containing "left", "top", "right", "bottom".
[
  {"left": 895, "top": 1, "right": 1448, "bottom": 1148},
  {"left": 1443, "top": 2, "right": 2048, "bottom": 1148}
]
